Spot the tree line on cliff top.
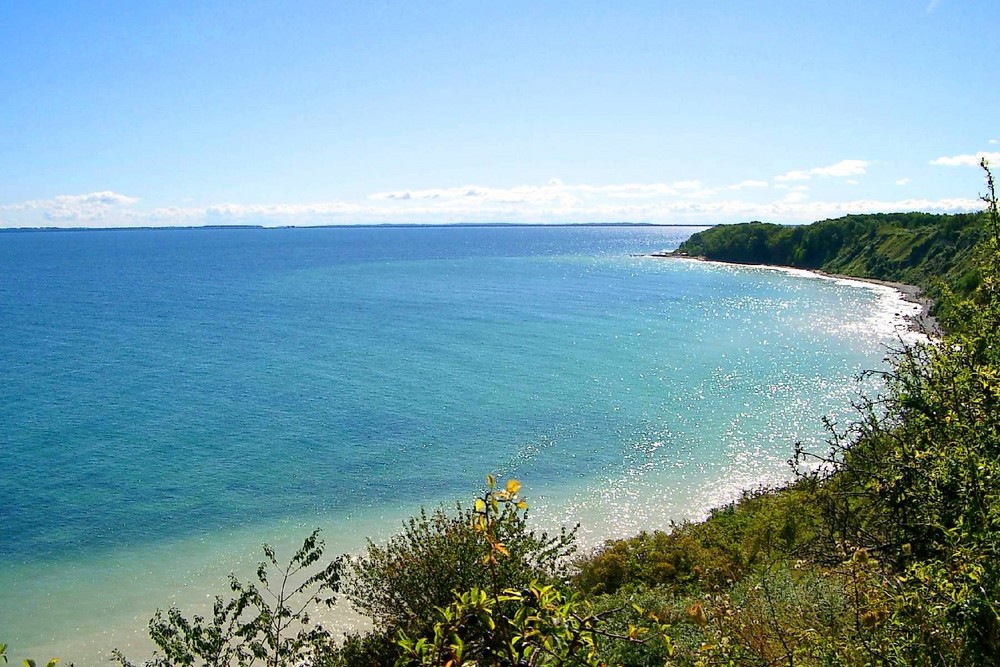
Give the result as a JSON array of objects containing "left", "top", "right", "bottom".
[
  {"left": 10, "top": 167, "right": 1000, "bottom": 666},
  {"left": 675, "top": 210, "right": 985, "bottom": 309}
]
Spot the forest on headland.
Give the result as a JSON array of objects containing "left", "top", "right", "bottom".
[
  {"left": 674, "top": 210, "right": 986, "bottom": 316},
  {"left": 7, "top": 172, "right": 1000, "bottom": 667}
]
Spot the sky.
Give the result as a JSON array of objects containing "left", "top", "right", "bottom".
[{"left": 0, "top": 0, "right": 998, "bottom": 228}]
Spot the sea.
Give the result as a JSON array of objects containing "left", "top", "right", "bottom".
[{"left": 0, "top": 224, "right": 921, "bottom": 663}]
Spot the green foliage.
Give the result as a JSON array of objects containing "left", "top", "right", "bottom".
[
  {"left": 343, "top": 476, "right": 577, "bottom": 638},
  {"left": 794, "top": 166, "right": 1000, "bottom": 665},
  {"left": 659, "top": 163, "right": 1000, "bottom": 666},
  {"left": 676, "top": 211, "right": 986, "bottom": 307},
  {"left": 395, "top": 480, "right": 671, "bottom": 667},
  {"left": 115, "top": 529, "right": 342, "bottom": 667},
  {"left": 586, "top": 588, "right": 693, "bottom": 667},
  {"left": 574, "top": 483, "right": 823, "bottom": 596},
  {"left": 326, "top": 631, "right": 401, "bottom": 667},
  {"left": 690, "top": 556, "right": 887, "bottom": 667},
  {"left": 396, "top": 583, "right": 672, "bottom": 667}
]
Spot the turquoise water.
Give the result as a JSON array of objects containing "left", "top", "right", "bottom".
[{"left": 0, "top": 225, "right": 917, "bottom": 662}]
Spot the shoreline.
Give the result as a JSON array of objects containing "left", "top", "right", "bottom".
[
  {"left": 649, "top": 252, "right": 941, "bottom": 338},
  {"left": 7, "top": 246, "right": 923, "bottom": 665},
  {"left": 812, "top": 270, "right": 941, "bottom": 337}
]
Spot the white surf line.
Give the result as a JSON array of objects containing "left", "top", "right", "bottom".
[{"left": 658, "top": 255, "right": 932, "bottom": 345}]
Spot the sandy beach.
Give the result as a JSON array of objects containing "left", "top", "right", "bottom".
[{"left": 650, "top": 252, "right": 942, "bottom": 338}]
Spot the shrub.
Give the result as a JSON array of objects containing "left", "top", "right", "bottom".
[
  {"left": 394, "top": 481, "right": 671, "bottom": 667},
  {"left": 115, "top": 530, "right": 342, "bottom": 667},
  {"left": 343, "top": 477, "right": 577, "bottom": 636},
  {"left": 574, "top": 483, "right": 823, "bottom": 596}
]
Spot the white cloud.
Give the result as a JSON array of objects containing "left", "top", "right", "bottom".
[
  {"left": 204, "top": 202, "right": 368, "bottom": 221},
  {"left": 896, "top": 178, "right": 911, "bottom": 186},
  {"left": 728, "top": 179, "right": 769, "bottom": 190},
  {"left": 146, "top": 192, "right": 981, "bottom": 226},
  {"left": 58, "top": 192, "right": 139, "bottom": 206},
  {"left": 0, "top": 191, "right": 140, "bottom": 223},
  {"left": 990, "top": 139, "right": 999, "bottom": 145},
  {"left": 774, "top": 159, "right": 869, "bottom": 182},
  {"left": 0, "top": 178, "right": 986, "bottom": 229},
  {"left": 773, "top": 170, "right": 810, "bottom": 183},
  {"left": 147, "top": 206, "right": 209, "bottom": 222},
  {"left": 782, "top": 191, "right": 809, "bottom": 204},
  {"left": 807, "top": 160, "right": 870, "bottom": 178},
  {"left": 930, "top": 151, "right": 1000, "bottom": 167}
]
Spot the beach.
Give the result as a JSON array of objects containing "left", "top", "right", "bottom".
[{"left": 652, "top": 252, "right": 941, "bottom": 338}]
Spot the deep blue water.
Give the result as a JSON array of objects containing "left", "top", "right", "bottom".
[{"left": 0, "top": 225, "right": 917, "bottom": 660}]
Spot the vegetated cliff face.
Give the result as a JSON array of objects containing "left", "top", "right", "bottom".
[{"left": 676, "top": 212, "right": 986, "bottom": 299}]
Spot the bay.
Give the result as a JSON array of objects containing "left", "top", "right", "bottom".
[{"left": 0, "top": 225, "right": 917, "bottom": 662}]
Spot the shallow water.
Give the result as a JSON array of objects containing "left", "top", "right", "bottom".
[{"left": 0, "top": 225, "right": 918, "bottom": 662}]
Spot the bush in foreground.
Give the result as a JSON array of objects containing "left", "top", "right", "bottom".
[{"left": 343, "top": 477, "right": 577, "bottom": 638}]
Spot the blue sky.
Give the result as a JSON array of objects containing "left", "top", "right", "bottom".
[{"left": 1, "top": 0, "right": 998, "bottom": 227}]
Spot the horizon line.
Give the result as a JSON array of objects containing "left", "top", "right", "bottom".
[{"left": 0, "top": 221, "right": 718, "bottom": 233}]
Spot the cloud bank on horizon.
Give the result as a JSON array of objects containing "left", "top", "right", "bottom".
[
  {"left": 0, "top": 1, "right": 997, "bottom": 229},
  {"left": 0, "top": 156, "right": 989, "bottom": 228}
]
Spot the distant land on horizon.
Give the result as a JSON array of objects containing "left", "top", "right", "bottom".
[{"left": 0, "top": 221, "right": 715, "bottom": 233}]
